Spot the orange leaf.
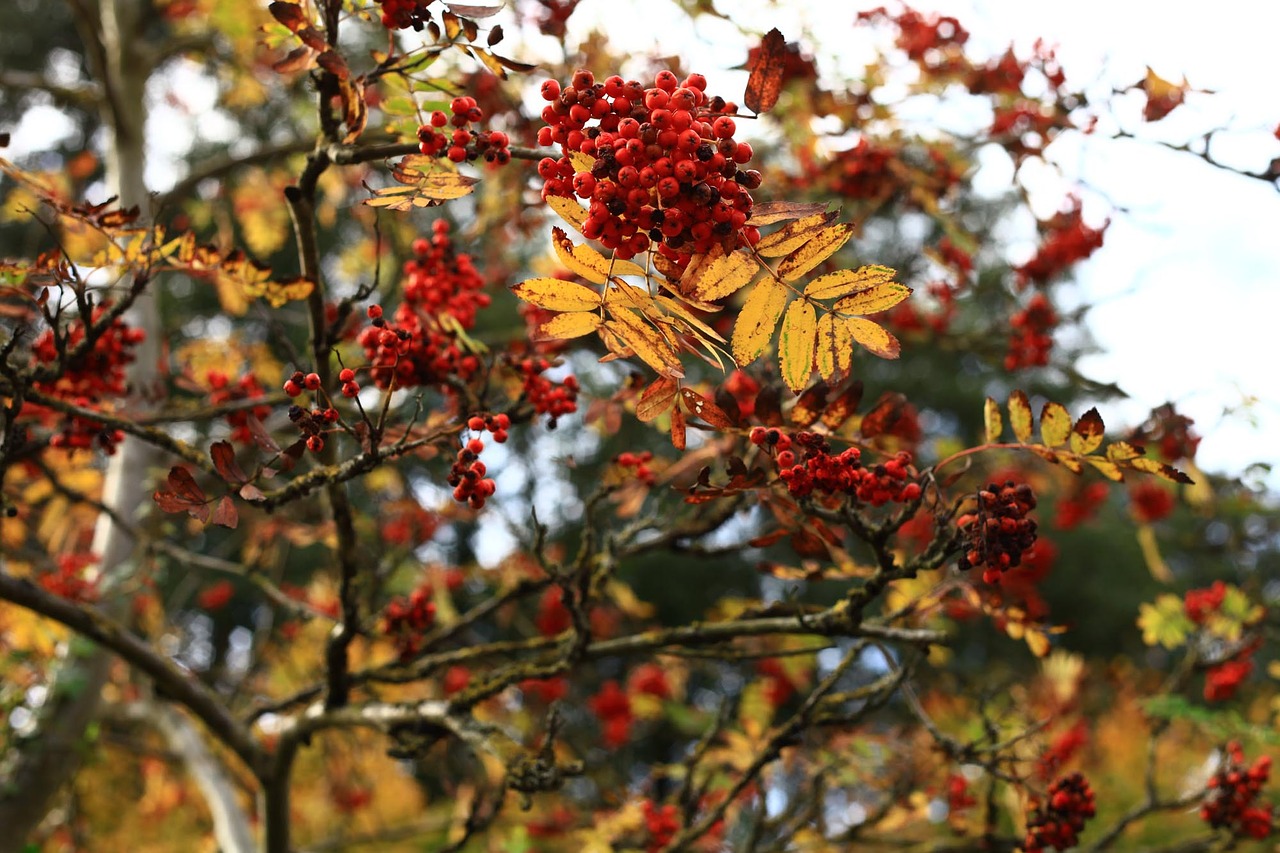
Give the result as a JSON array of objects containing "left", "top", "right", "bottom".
[
  {"left": 606, "top": 310, "right": 684, "bottom": 378},
  {"left": 744, "top": 28, "right": 787, "bottom": 114},
  {"left": 670, "top": 406, "right": 687, "bottom": 450},
  {"left": 681, "top": 389, "right": 734, "bottom": 429},
  {"left": 636, "top": 377, "right": 679, "bottom": 423},
  {"left": 681, "top": 244, "right": 760, "bottom": 301}
]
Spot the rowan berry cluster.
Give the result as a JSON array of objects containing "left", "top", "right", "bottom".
[
  {"left": 28, "top": 307, "right": 145, "bottom": 453},
  {"left": 641, "top": 800, "right": 678, "bottom": 852},
  {"left": 39, "top": 553, "right": 99, "bottom": 603},
  {"left": 1201, "top": 742, "right": 1274, "bottom": 839},
  {"left": 616, "top": 451, "right": 655, "bottom": 485},
  {"left": 417, "top": 96, "right": 511, "bottom": 165},
  {"left": 206, "top": 370, "right": 271, "bottom": 445},
  {"left": 1016, "top": 200, "right": 1107, "bottom": 288},
  {"left": 946, "top": 773, "right": 976, "bottom": 813},
  {"left": 381, "top": 582, "right": 436, "bottom": 661},
  {"left": 287, "top": 402, "right": 340, "bottom": 454},
  {"left": 374, "top": 0, "right": 433, "bottom": 31},
  {"left": 535, "top": 586, "right": 571, "bottom": 636},
  {"left": 514, "top": 356, "right": 578, "bottom": 426},
  {"left": 536, "top": 68, "right": 760, "bottom": 265},
  {"left": 588, "top": 680, "right": 633, "bottom": 748},
  {"left": 1005, "top": 292, "right": 1057, "bottom": 370},
  {"left": 958, "top": 481, "right": 1039, "bottom": 583},
  {"left": 749, "top": 428, "right": 922, "bottom": 504},
  {"left": 466, "top": 412, "right": 511, "bottom": 444},
  {"left": 359, "top": 222, "right": 489, "bottom": 390},
  {"left": 448, "top": 437, "right": 496, "bottom": 509},
  {"left": 1129, "top": 481, "right": 1174, "bottom": 523},
  {"left": 1023, "top": 772, "right": 1096, "bottom": 853}
]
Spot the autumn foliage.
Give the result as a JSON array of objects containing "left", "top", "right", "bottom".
[{"left": 0, "top": 1, "right": 1277, "bottom": 851}]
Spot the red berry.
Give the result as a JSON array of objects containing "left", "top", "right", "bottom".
[
  {"left": 339, "top": 368, "right": 355, "bottom": 383},
  {"left": 283, "top": 380, "right": 302, "bottom": 397},
  {"left": 303, "top": 372, "right": 321, "bottom": 391}
]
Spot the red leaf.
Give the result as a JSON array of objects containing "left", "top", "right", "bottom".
[
  {"left": 316, "top": 49, "right": 349, "bottom": 80},
  {"left": 247, "top": 414, "right": 280, "bottom": 454},
  {"left": 272, "top": 46, "right": 315, "bottom": 74},
  {"left": 269, "top": 1, "right": 306, "bottom": 30},
  {"left": 210, "top": 440, "right": 247, "bottom": 484},
  {"left": 211, "top": 495, "right": 239, "bottom": 529},
  {"left": 680, "top": 388, "right": 735, "bottom": 429},
  {"left": 296, "top": 25, "right": 328, "bottom": 52},
  {"left": 153, "top": 467, "right": 210, "bottom": 522},
  {"left": 744, "top": 28, "right": 787, "bottom": 114},
  {"left": 860, "top": 392, "right": 909, "bottom": 439}
]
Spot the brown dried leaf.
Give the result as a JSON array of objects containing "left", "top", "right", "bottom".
[
  {"left": 637, "top": 377, "right": 679, "bottom": 422},
  {"left": 744, "top": 28, "right": 786, "bottom": 114},
  {"left": 681, "top": 389, "right": 735, "bottom": 429}
]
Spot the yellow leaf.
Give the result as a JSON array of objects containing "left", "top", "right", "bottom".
[
  {"left": 654, "top": 294, "right": 725, "bottom": 342},
  {"left": 551, "top": 227, "right": 645, "bottom": 284},
  {"left": 1069, "top": 407, "right": 1105, "bottom": 455},
  {"left": 983, "top": 397, "right": 1003, "bottom": 443},
  {"left": 1106, "top": 441, "right": 1143, "bottom": 462},
  {"left": 1086, "top": 457, "right": 1125, "bottom": 482},
  {"left": 805, "top": 264, "right": 896, "bottom": 300},
  {"left": 844, "top": 316, "right": 899, "bottom": 359},
  {"left": 833, "top": 281, "right": 912, "bottom": 315},
  {"left": 731, "top": 277, "right": 788, "bottom": 366},
  {"left": 606, "top": 309, "right": 683, "bottom": 378},
  {"left": 1039, "top": 401, "right": 1071, "bottom": 448},
  {"left": 546, "top": 194, "right": 588, "bottom": 234},
  {"left": 1127, "top": 457, "right": 1194, "bottom": 484},
  {"left": 682, "top": 244, "right": 760, "bottom": 301},
  {"left": 567, "top": 150, "right": 595, "bottom": 173},
  {"left": 1008, "top": 390, "right": 1033, "bottom": 443},
  {"left": 1025, "top": 628, "right": 1051, "bottom": 658},
  {"left": 1137, "top": 594, "right": 1193, "bottom": 648},
  {"left": 511, "top": 277, "right": 601, "bottom": 311},
  {"left": 778, "top": 299, "right": 817, "bottom": 393},
  {"left": 1135, "top": 523, "right": 1172, "bottom": 582},
  {"left": 1055, "top": 451, "right": 1084, "bottom": 474},
  {"left": 747, "top": 200, "right": 829, "bottom": 227},
  {"left": 777, "top": 223, "right": 855, "bottom": 281},
  {"left": 754, "top": 211, "right": 836, "bottom": 257},
  {"left": 815, "top": 313, "right": 838, "bottom": 381},
  {"left": 533, "top": 311, "right": 602, "bottom": 341}
]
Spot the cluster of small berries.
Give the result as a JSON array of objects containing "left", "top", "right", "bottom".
[
  {"left": 1201, "top": 741, "right": 1274, "bottom": 839},
  {"left": 946, "top": 773, "right": 977, "bottom": 813},
  {"left": 536, "top": 69, "right": 760, "bottom": 265},
  {"left": 588, "top": 680, "right": 633, "bottom": 748},
  {"left": 282, "top": 370, "right": 322, "bottom": 398},
  {"left": 958, "top": 481, "right": 1038, "bottom": 583},
  {"left": 38, "top": 553, "right": 99, "bottom": 603},
  {"left": 1015, "top": 200, "right": 1107, "bottom": 288},
  {"left": 381, "top": 582, "right": 436, "bottom": 661},
  {"left": 756, "top": 657, "right": 798, "bottom": 707},
  {"left": 1182, "top": 581, "right": 1262, "bottom": 702},
  {"left": 206, "top": 370, "right": 271, "bottom": 445},
  {"left": 1005, "top": 292, "right": 1057, "bottom": 370},
  {"left": 466, "top": 412, "right": 511, "bottom": 444},
  {"left": 28, "top": 307, "right": 144, "bottom": 453},
  {"left": 515, "top": 356, "right": 578, "bottom": 426},
  {"left": 373, "top": 0, "right": 433, "bottom": 30},
  {"left": 1023, "top": 773, "right": 1096, "bottom": 853},
  {"left": 749, "top": 428, "right": 921, "bottom": 504},
  {"left": 359, "top": 222, "right": 489, "bottom": 390},
  {"left": 448, "top": 437, "right": 497, "bottom": 509},
  {"left": 641, "top": 800, "right": 678, "bottom": 853},
  {"left": 287, "top": 403, "right": 340, "bottom": 454},
  {"left": 535, "top": 586, "right": 571, "bottom": 636},
  {"left": 417, "top": 96, "right": 511, "bottom": 165},
  {"left": 616, "top": 451, "right": 656, "bottom": 485}
]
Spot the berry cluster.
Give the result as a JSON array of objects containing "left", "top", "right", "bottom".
[
  {"left": 641, "top": 800, "right": 678, "bottom": 853},
  {"left": 514, "top": 356, "right": 579, "bottom": 426},
  {"left": 382, "top": 583, "right": 436, "bottom": 661},
  {"left": 1184, "top": 581, "right": 1227, "bottom": 624},
  {"left": 39, "top": 553, "right": 99, "bottom": 603},
  {"left": 1023, "top": 773, "right": 1096, "bottom": 853},
  {"left": 206, "top": 370, "right": 271, "bottom": 445},
  {"left": 417, "top": 96, "right": 511, "bottom": 165},
  {"left": 536, "top": 69, "right": 760, "bottom": 265},
  {"left": 749, "top": 428, "right": 922, "bottom": 504},
  {"left": 958, "top": 481, "right": 1039, "bottom": 583},
  {"left": 946, "top": 773, "right": 977, "bottom": 814},
  {"left": 448, "top": 436, "right": 496, "bottom": 509},
  {"left": 1129, "top": 481, "right": 1174, "bottom": 523},
  {"left": 1015, "top": 200, "right": 1107, "bottom": 288},
  {"left": 535, "top": 587, "right": 571, "bottom": 636},
  {"left": 27, "top": 307, "right": 145, "bottom": 454},
  {"left": 287, "top": 402, "right": 340, "bottom": 454},
  {"left": 627, "top": 663, "right": 672, "bottom": 699},
  {"left": 1053, "top": 481, "right": 1109, "bottom": 530},
  {"left": 756, "top": 657, "right": 799, "bottom": 707},
  {"left": 588, "top": 679, "right": 633, "bottom": 748},
  {"left": 1005, "top": 292, "right": 1057, "bottom": 370},
  {"left": 1201, "top": 742, "right": 1274, "bottom": 839},
  {"left": 282, "top": 370, "right": 322, "bottom": 398},
  {"left": 616, "top": 451, "right": 656, "bottom": 485},
  {"left": 466, "top": 412, "right": 511, "bottom": 444},
  {"left": 359, "top": 222, "right": 489, "bottom": 391},
  {"left": 374, "top": 0, "right": 432, "bottom": 30}
]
